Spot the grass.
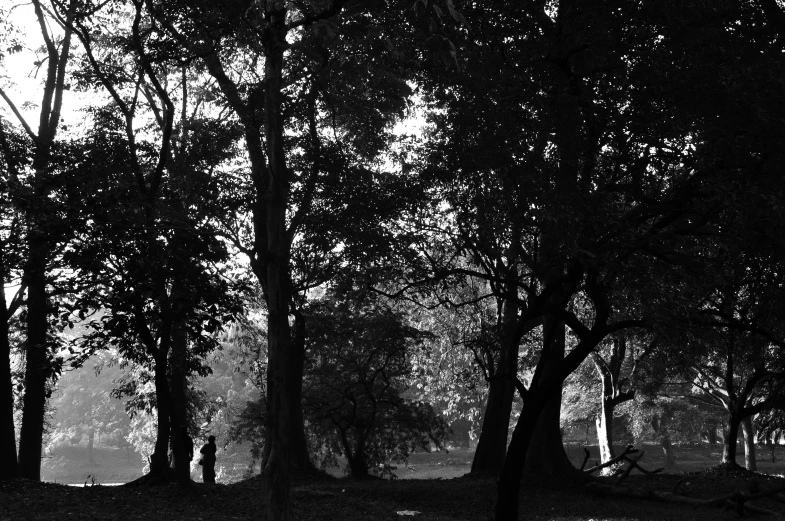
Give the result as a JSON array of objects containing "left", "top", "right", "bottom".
[{"left": 13, "top": 443, "right": 785, "bottom": 520}]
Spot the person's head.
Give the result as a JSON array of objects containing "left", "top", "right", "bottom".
[{"left": 208, "top": 435, "right": 215, "bottom": 443}]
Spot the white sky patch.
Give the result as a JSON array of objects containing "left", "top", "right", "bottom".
[{"left": 1, "top": 2, "right": 91, "bottom": 133}]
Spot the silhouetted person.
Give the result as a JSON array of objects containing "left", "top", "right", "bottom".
[{"left": 200, "top": 435, "right": 217, "bottom": 483}]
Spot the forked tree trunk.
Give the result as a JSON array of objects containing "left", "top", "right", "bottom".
[
  {"left": 495, "top": 389, "right": 547, "bottom": 521},
  {"left": 0, "top": 275, "right": 18, "bottom": 479},
  {"left": 742, "top": 416, "right": 756, "bottom": 472},
  {"left": 523, "top": 317, "right": 577, "bottom": 480}
]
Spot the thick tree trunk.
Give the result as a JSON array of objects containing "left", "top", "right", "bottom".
[
  {"left": 742, "top": 416, "right": 757, "bottom": 472},
  {"left": 17, "top": 248, "right": 48, "bottom": 481},
  {"left": 0, "top": 278, "right": 18, "bottom": 479},
  {"left": 722, "top": 413, "right": 741, "bottom": 466},
  {"left": 169, "top": 319, "right": 191, "bottom": 485}
]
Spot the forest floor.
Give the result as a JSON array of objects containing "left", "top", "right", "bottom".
[{"left": 4, "top": 458, "right": 785, "bottom": 520}]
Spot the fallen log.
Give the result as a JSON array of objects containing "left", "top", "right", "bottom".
[{"left": 584, "top": 445, "right": 638, "bottom": 475}]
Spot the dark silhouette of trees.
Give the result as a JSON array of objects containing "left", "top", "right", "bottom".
[{"left": 304, "top": 287, "right": 448, "bottom": 478}]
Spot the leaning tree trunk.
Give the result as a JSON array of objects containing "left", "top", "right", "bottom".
[
  {"left": 471, "top": 286, "right": 520, "bottom": 475},
  {"left": 495, "top": 388, "right": 548, "bottom": 521},
  {"left": 742, "top": 416, "right": 757, "bottom": 472},
  {"left": 0, "top": 274, "right": 18, "bottom": 479}
]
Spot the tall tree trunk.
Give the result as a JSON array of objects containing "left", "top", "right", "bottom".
[
  {"left": 0, "top": 276, "right": 18, "bottom": 479},
  {"left": 169, "top": 318, "right": 191, "bottom": 485},
  {"left": 471, "top": 300, "right": 520, "bottom": 475},
  {"left": 742, "top": 416, "right": 757, "bottom": 472},
  {"left": 722, "top": 412, "right": 741, "bottom": 466},
  {"left": 259, "top": 8, "right": 295, "bottom": 521},
  {"left": 288, "top": 310, "right": 312, "bottom": 472},
  {"left": 17, "top": 247, "right": 48, "bottom": 480},
  {"left": 15, "top": 1, "right": 75, "bottom": 481}
]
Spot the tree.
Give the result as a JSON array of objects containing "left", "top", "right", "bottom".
[
  {"left": 303, "top": 287, "right": 448, "bottom": 478},
  {"left": 413, "top": 1, "right": 785, "bottom": 519},
  {"left": 590, "top": 333, "right": 654, "bottom": 469},
  {"left": 0, "top": 0, "right": 87, "bottom": 480},
  {"left": 0, "top": 119, "right": 28, "bottom": 479},
  {"left": 145, "top": 1, "right": 448, "bottom": 515},
  {"left": 55, "top": 0, "right": 244, "bottom": 485}
]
